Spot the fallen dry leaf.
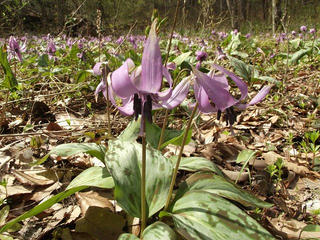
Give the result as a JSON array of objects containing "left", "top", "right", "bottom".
[
  {"left": 75, "top": 190, "right": 114, "bottom": 215},
  {"left": 262, "top": 151, "right": 311, "bottom": 176},
  {"left": 75, "top": 206, "right": 125, "bottom": 240}
]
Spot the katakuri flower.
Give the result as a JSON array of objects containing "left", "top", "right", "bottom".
[
  {"left": 8, "top": 36, "right": 25, "bottom": 62},
  {"left": 47, "top": 40, "right": 56, "bottom": 58},
  {"left": 95, "top": 20, "right": 190, "bottom": 131},
  {"left": 309, "top": 28, "right": 316, "bottom": 35},
  {"left": 192, "top": 64, "right": 271, "bottom": 126},
  {"left": 300, "top": 25, "right": 307, "bottom": 32}
]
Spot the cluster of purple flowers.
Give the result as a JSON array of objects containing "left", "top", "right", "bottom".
[{"left": 95, "top": 22, "right": 271, "bottom": 132}]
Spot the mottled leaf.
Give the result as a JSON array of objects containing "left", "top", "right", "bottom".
[
  {"left": 117, "top": 233, "right": 139, "bottom": 240},
  {"left": 105, "top": 140, "right": 172, "bottom": 218},
  {"left": 36, "top": 143, "right": 107, "bottom": 165},
  {"left": 66, "top": 167, "right": 114, "bottom": 190},
  {"left": 174, "top": 172, "right": 273, "bottom": 209},
  {"left": 170, "top": 190, "right": 274, "bottom": 240},
  {"left": 170, "top": 156, "right": 223, "bottom": 176},
  {"left": 143, "top": 221, "right": 176, "bottom": 240},
  {"left": 290, "top": 48, "right": 311, "bottom": 65}
]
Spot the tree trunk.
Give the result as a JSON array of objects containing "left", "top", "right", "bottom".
[{"left": 272, "top": 0, "right": 282, "bottom": 34}]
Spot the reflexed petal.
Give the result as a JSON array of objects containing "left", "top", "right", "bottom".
[
  {"left": 236, "top": 85, "right": 271, "bottom": 110},
  {"left": 138, "top": 20, "right": 162, "bottom": 93},
  {"left": 193, "top": 66, "right": 237, "bottom": 111},
  {"left": 208, "top": 71, "right": 229, "bottom": 90},
  {"left": 94, "top": 80, "right": 106, "bottom": 101},
  {"left": 154, "top": 67, "right": 173, "bottom": 101},
  {"left": 159, "top": 76, "right": 190, "bottom": 109},
  {"left": 16, "top": 51, "right": 23, "bottom": 62},
  {"left": 194, "top": 79, "right": 217, "bottom": 113},
  {"left": 108, "top": 87, "right": 134, "bottom": 116},
  {"left": 93, "top": 62, "right": 103, "bottom": 75},
  {"left": 213, "top": 64, "right": 248, "bottom": 101},
  {"left": 111, "top": 59, "right": 138, "bottom": 98}
]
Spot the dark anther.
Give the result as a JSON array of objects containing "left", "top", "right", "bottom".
[
  {"left": 133, "top": 93, "right": 142, "bottom": 120},
  {"left": 217, "top": 110, "right": 222, "bottom": 120},
  {"left": 143, "top": 95, "right": 153, "bottom": 123},
  {"left": 225, "top": 107, "right": 237, "bottom": 126}
]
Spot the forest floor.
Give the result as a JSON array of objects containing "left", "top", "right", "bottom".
[{"left": 0, "top": 32, "right": 320, "bottom": 239}]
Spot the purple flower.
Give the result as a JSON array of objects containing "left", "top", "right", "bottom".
[
  {"left": 95, "top": 21, "right": 190, "bottom": 132},
  {"left": 192, "top": 65, "right": 271, "bottom": 126},
  {"left": 8, "top": 36, "right": 23, "bottom": 62},
  {"left": 195, "top": 51, "right": 207, "bottom": 69},
  {"left": 300, "top": 26, "right": 307, "bottom": 32},
  {"left": 291, "top": 31, "right": 297, "bottom": 36},
  {"left": 128, "top": 36, "right": 137, "bottom": 49},
  {"left": 116, "top": 36, "right": 124, "bottom": 45},
  {"left": 66, "top": 38, "right": 75, "bottom": 48},
  {"left": 47, "top": 40, "right": 56, "bottom": 57},
  {"left": 166, "top": 62, "right": 176, "bottom": 71},
  {"left": 269, "top": 53, "right": 276, "bottom": 59},
  {"left": 196, "top": 51, "right": 207, "bottom": 62},
  {"left": 217, "top": 46, "right": 226, "bottom": 60},
  {"left": 233, "top": 29, "right": 238, "bottom": 35},
  {"left": 309, "top": 28, "right": 316, "bottom": 35},
  {"left": 245, "top": 33, "right": 251, "bottom": 39}
]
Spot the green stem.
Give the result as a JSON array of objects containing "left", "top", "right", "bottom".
[
  {"left": 140, "top": 122, "right": 147, "bottom": 236},
  {"left": 164, "top": 102, "right": 198, "bottom": 211}
]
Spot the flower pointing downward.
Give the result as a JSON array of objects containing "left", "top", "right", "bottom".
[
  {"left": 8, "top": 36, "right": 25, "bottom": 62},
  {"left": 192, "top": 64, "right": 271, "bottom": 126},
  {"left": 95, "top": 20, "right": 190, "bottom": 133}
]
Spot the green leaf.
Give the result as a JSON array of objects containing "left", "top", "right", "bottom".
[
  {"left": 0, "top": 46, "right": 17, "bottom": 90},
  {"left": 230, "top": 50, "right": 249, "bottom": 59},
  {"left": 0, "top": 206, "right": 10, "bottom": 226},
  {"left": 36, "top": 143, "right": 107, "bottom": 165},
  {"left": 66, "top": 167, "right": 114, "bottom": 190},
  {"left": 290, "top": 38, "right": 301, "bottom": 49},
  {"left": 302, "top": 224, "right": 320, "bottom": 233},
  {"left": 170, "top": 156, "right": 223, "bottom": 176},
  {"left": 0, "top": 186, "right": 86, "bottom": 233},
  {"left": 229, "top": 56, "right": 257, "bottom": 82},
  {"left": 174, "top": 172, "right": 273, "bottom": 209},
  {"left": 38, "top": 54, "right": 49, "bottom": 67},
  {"left": 105, "top": 140, "right": 172, "bottom": 218},
  {"left": 119, "top": 119, "right": 192, "bottom": 150},
  {"left": 143, "top": 221, "right": 177, "bottom": 240},
  {"left": 236, "top": 150, "right": 256, "bottom": 183},
  {"left": 0, "top": 234, "right": 14, "bottom": 240},
  {"left": 256, "top": 76, "right": 279, "bottom": 84},
  {"left": 117, "top": 234, "right": 139, "bottom": 240},
  {"left": 289, "top": 48, "right": 311, "bottom": 65},
  {"left": 173, "top": 51, "right": 192, "bottom": 66},
  {"left": 169, "top": 190, "right": 274, "bottom": 240},
  {"left": 145, "top": 120, "right": 192, "bottom": 150},
  {"left": 226, "top": 33, "right": 243, "bottom": 52},
  {"left": 118, "top": 119, "right": 141, "bottom": 142},
  {"left": 76, "top": 70, "right": 90, "bottom": 83}
]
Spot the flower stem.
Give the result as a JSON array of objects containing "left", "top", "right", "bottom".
[
  {"left": 164, "top": 102, "right": 198, "bottom": 211},
  {"left": 104, "top": 67, "right": 112, "bottom": 137},
  {"left": 140, "top": 121, "right": 147, "bottom": 235}
]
